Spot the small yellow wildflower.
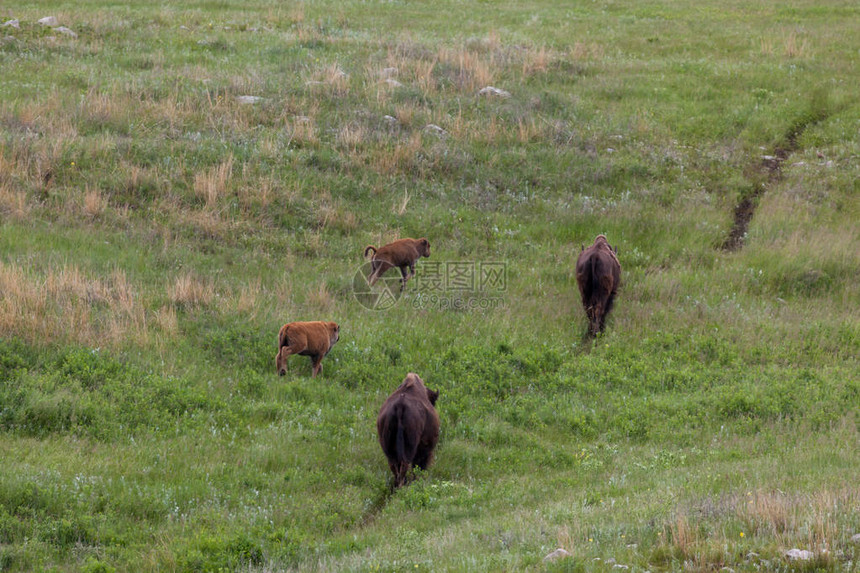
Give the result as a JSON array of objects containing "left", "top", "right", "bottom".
[{"left": 740, "top": 532, "right": 745, "bottom": 538}]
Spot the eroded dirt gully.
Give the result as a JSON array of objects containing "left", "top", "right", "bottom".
[{"left": 720, "top": 112, "right": 830, "bottom": 252}]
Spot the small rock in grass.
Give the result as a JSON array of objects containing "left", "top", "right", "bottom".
[
  {"left": 2, "top": 19, "right": 20, "bottom": 29},
  {"left": 383, "top": 78, "right": 403, "bottom": 88},
  {"left": 236, "top": 95, "right": 264, "bottom": 104},
  {"left": 38, "top": 16, "right": 59, "bottom": 27},
  {"left": 851, "top": 533, "right": 860, "bottom": 544},
  {"left": 383, "top": 115, "right": 398, "bottom": 126},
  {"left": 478, "top": 85, "right": 511, "bottom": 98},
  {"left": 55, "top": 26, "right": 77, "bottom": 38},
  {"left": 423, "top": 124, "right": 447, "bottom": 137},
  {"left": 543, "top": 548, "right": 571, "bottom": 562},
  {"left": 785, "top": 548, "right": 813, "bottom": 560}
]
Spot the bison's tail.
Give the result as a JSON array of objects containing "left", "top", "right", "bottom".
[
  {"left": 364, "top": 245, "right": 377, "bottom": 258},
  {"left": 393, "top": 404, "right": 416, "bottom": 486}
]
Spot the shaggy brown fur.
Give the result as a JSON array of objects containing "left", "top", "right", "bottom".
[
  {"left": 275, "top": 321, "right": 340, "bottom": 377},
  {"left": 575, "top": 235, "right": 621, "bottom": 335},
  {"left": 363, "top": 238, "right": 431, "bottom": 291},
  {"left": 376, "top": 373, "right": 440, "bottom": 488}
]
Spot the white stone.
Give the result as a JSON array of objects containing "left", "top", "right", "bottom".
[
  {"left": 478, "top": 85, "right": 511, "bottom": 98},
  {"left": 785, "top": 548, "right": 813, "bottom": 560},
  {"left": 55, "top": 26, "right": 77, "bottom": 38},
  {"left": 851, "top": 533, "right": 860, "bottom": 544},
  {"left": 543, "top": 548, "right": 571, "bottom": 562},
  {"left": 423, "top": 124, "right": 447, "bottom": 137},
  {"left": 236, "top": 95, "right": 264, "bottom": 104},
  {"left": 383, "top": 115, "right": 399, "bottom": 126},
  {"left": 2, "top": 19, "right": 19, "bottom": 28},
  {"left": 383, "top": 78, "right": 403, "bottom": 88},
  {"left": 38, "top": 16, "right": 59, "bottom": 27}
]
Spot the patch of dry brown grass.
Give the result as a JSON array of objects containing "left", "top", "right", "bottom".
[
  {"left": 193, "top": 154, "right": 234, "bottom": 207},
  {"left": 0, "top": 178, "right": 31, "bottom": 222},
  {"left": 233, "top": 278, "right": 264, "bottom": 319},
  {"left": 306, "top": 63, "right": 350, "bottom": 98},
  {"left": 522, "top": 45, "right": 551, "bottom": 76},
  {"left": 569, "top": 41, "right": 604, "bottom": 61},
  {"left": 735, "top": 488, "right": 856, "bottom": 550},
  {"left": 369, "top": 132, "right": 423, "bottom": 176},
  {"left": 782, "top": 30, "right": 810, "bottom": 58},
  {"left": 169, "top": 273, "right": 215, "bottom": 309},
  {"left": 285, "top": 114, "right": 319, "bottom": 148},
  {"left": 437, "top": 46, "right": 495, "bottom": 93},
  {"left": 0, "top": 262, "right": 148, "bottom": 347},
  {"left": 305, "top": 282, "right": 335, "bottom": 312},
  {"left": 82, "top": 186, "right": 108, "bottom": 219},
  {"left": 336, "top": 122, "right": 368, "bottom": 153}
]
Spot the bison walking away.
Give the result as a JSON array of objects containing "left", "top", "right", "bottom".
[
  {"left": 376, "top": 373, "right": 440, "bottom": 488},
  {"left": 363, "top": 238, "right": 431, "bottom": 292},
  {"left": 275, "top": 321, "right": 340, "bottom": 377},
  {"left": 575, "top": 235, "right": 621, "bottom": 336}
]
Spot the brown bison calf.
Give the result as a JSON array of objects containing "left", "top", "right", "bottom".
[
  {"left": 575, "top": 235, "right": 621, "bottom": 335},
  {"left": 363, "top": 238, "right": 430, "bottom": 292},
  {"left": 376, "top": 373, "right": 440, "bottom": 488},
  {"left": 275, "top": 321, "right": 339, "bottom": 378}
]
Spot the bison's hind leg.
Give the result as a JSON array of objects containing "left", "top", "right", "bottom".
[
  {"left": 369, "top": 261, "right": 392, "bottom": 286},
  {"left": 413, "top": 447, "right": 434, "bottom": 472},
  {"left": 278, "top": 346, "right": 296, "bottom": 376},
  {"left": 391, "top": 460, "right": 411, "bottom": 488}
]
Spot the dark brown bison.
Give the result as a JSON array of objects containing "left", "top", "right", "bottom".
[
  {"left": 275, "top": 321, "right": 339, "bottom": 377},
  {"left": 363, "top": 238, "right": 430, "bottom": 291},
  {"left": 376, "top": 372, "right": 440, "bottom": 488},
  {"left": 575, "top": 235, "right": 621, "bottom": 335}
]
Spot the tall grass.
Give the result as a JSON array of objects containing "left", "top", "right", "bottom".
[{"left": 0, "top": 0, "right": 858, "bottom": 571}]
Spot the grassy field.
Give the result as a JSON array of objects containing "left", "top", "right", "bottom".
[{"left": 1, "top": 0, "right": 858, "bottom": 571}]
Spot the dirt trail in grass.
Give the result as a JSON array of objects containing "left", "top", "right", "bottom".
[
  {"left": 720, "top": 113, "right": 830, "bottom": 252},
  {"left": 357, "top": 484, "right": 395, "bottom": 527}
]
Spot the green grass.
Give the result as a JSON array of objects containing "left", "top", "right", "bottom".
[{"left": 1, "top": 0, "right": 858, "bottom": 571}]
